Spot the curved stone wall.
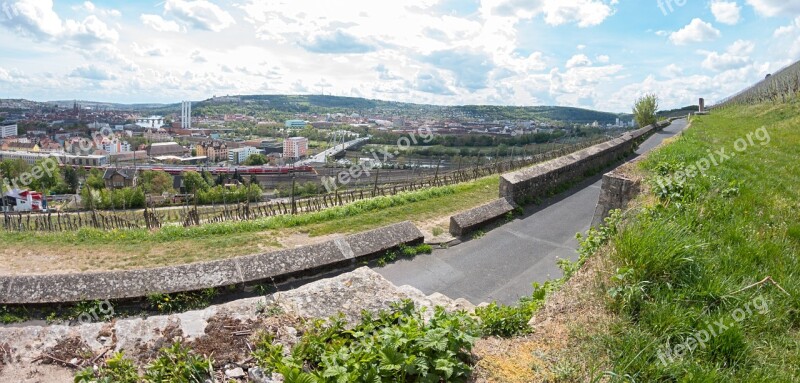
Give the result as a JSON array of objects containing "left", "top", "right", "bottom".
[
  {"left": 0, "top": 221, "right": 423, "bottom": 304},
  {"left": 499, "top": 121, "right": 671, "bottom": 204}
]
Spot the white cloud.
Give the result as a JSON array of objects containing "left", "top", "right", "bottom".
[
  {"left": 132, "top": 43, "right": 169, "bottom": 57},
  {"left": 701, "top": 40, "right": 755, "bottom": 71},
  {"left": 566, "top": 54, "right": 592, "bottom": 68},
  {"left": 63, "top": 15, "right": 119, "bottom": 46},
  {"left": 745, "top": 0, "right": 800, "bottom": 17},
  {"left": 481, "top": 0, "right": 616, "bottom": 28},
  {"left": 70, "top": 64, "right": 117, "bottom": 80},
  {"left": 669, "top": 19, "right": 721, "bottom": 45},
  {"left": 0, "top": 0, "right": 118, "bottom": 49},
  {"left": 711, "top": 1, "right": 741, "bottom": 25},
  {"left": 164, "top": 0, "right": 234, "bottom": 32},
  {"left": 663, "top": 63, "right": 683, "bottom": 78},
  {"left": 140, "top": 14, "right": 181, "bottom": 32},
  {"left": 0, "top": 0, "right": 63, "bottom": 39},
  {"left": 549, "top": 63, "right": 624, "bottom": 107},
  {"left": 596, "top": 54, "right": 610, "bottom": 63}
]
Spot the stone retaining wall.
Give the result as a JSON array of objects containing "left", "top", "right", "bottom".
[
  {"left": 499, "top": 121, "right": 670, "bottom": 204},
  {"left": 0, "top": 221, "right": 424, "bottom": 304},
  {"left": 449, "top": 197, "right": 516, "bottom": 237},
  {"left": 591, "top": 171, "right": 641, "bottom": 227}
]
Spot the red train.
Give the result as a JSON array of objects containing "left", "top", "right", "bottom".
[
  {"left": 146, "top": 165, "right": 316, "bottom": 175},
  {"left": 59, "top": 164, "right": 316, "bottom": 176}
]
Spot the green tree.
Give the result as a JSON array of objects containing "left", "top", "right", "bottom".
[
  {"left": 63, "top": 166, "right": 79, "bottom": 193},
  {"left": 140, "top": 170, "right": 174, "bottom": 195},
  {"left": 183, "top": 171, "right": 209, "bottom": 194},
  {"left": 633, "top": 94, "right": 659, "bottom": 128},
  {"left": 30, "top": 158, "right": 62, "bottom": 192},
  {"left": 85, "top": 168, "right": 106, "bottom": 189},
  {"left": 244, "top": 153, "right": 267, "bottom": 166},
  {"left": 0, "top": 159, "right": 29, "bottom": 186}
]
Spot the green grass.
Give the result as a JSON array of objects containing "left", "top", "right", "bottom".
[{"left": 591, "top": 103, "right": 800, "bottom": 381}]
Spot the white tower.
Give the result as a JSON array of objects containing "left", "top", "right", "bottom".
[{"left": 181, "top": 100, "right": 192, "bottom": 129}]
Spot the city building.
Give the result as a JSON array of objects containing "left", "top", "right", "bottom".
[
  {"left": 283, "top": 137, "right": 308, "bottom": 159},
  {"left": 0, "top": 124, "right": 18, "bottom": 138},
  {"left": 144, "top": 128, "right": 172, "bottom": 142},
  {"left": 228, "top": 146, "right": 261, "bottom": 165},
  {"left": 195, "top": 141, "right": 228, "bottom": 162},
  {"left": 252, "top": 139, "right": 282, "bottom": 154},
  {"left": 148, "top": 142, "right": 188, "bottom": 157},
  {"left": 103, "top": 169, "right": 138, "bottom": 189},
  {"left": 101, "top": 138, "right": 132, "bottom": 154},
  {"left": 181, "top": 101, "right": 192, "bottom": 129},
  {"left": 61, "top": 154, "right": 109, "bottom": 167},
  {"left": 0, "top": 150, "right": 50, "bottom": 165},
  {"left": 285, "top": 120, "right": 307, "bottom": 129},
  {"left": 1, "top": 189, "right": 47, "bottom": 213},
  {"left": 2, "top": 141, "right": 39, "bottom": 152}
]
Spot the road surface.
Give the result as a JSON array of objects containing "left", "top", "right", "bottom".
[{"left": 376, "top": 119, "right": 689, "bottom": 305}]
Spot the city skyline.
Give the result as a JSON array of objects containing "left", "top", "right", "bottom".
[{"left": 0, "top": 0, "right": 798, "bottom": 112}]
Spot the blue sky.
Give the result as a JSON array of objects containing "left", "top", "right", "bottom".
[{"left": 0, "top": 0, "right": 799, "bottom": 112}]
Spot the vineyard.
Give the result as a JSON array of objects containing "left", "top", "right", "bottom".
[
  {"left": 714, "top": 59, "right": 800, "bottom": 107},
  {"left": 0, "top": 137, "right": 609, "bottom": 232}
]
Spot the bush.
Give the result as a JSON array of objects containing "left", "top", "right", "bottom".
[
  {"left": 252, "top": 300, "right": 479, "bottom": 382},
  {"left": 146, "top": 288, "right": 218, "bottom": 313},
  {"left": 633, "top": 94, "right": 659, "bottom": 128},
  {"left": 143, "top": 343, "right": 214, "bottom": 383},
  {"left": 475, "top": 282, "right": 551, "bottom": 338},
  {"left": 75, "top": 352, "right": 139, "bottom": 383}
]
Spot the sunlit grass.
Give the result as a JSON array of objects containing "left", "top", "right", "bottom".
[{"left": 592, "top": 102, "right": 800, "bottom": 381}]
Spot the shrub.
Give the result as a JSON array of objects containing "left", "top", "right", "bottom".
[
  {"left": 143, "top": 343, "right": 214, "bottom": 383},
  {"left": 74, "top": 352, "right": 139, "bottom": 383},
  {"left": 252, "top": 300, "right": 479, "bottom": 382},
  {"left": 633, "top": 94, "right": 659, "bottom": 127},
  {"left": 146, "top": 288, "right": 218, "bottom": 313}
]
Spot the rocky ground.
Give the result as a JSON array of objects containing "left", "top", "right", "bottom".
[{"left": 0, "top": 267, "right": 475, "bottom": 383}]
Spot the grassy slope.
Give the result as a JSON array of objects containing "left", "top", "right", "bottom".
[
  {"left": 579, "top": 103, "right": 800, "bottom": 381},
  {"left": 0, "top": 176, "right": 499, "bottom": 272}
]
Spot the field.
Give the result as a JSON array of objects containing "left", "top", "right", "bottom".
[{"left": 0, "top": 176, "right": 499, "bottom": 274}]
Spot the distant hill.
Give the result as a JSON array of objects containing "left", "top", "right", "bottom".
[
  {"left": 193, "top": 94, "right": 629, "bottom": 124},
  {"left": 45, "top": 100, "right": 169, "bottom": 111},
  {"left": 2, "top": 95, "right": 630, "bottom": 124}
]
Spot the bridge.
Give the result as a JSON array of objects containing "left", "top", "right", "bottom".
[{"left": 296, "top": 136, "right": 370, "bottom": 165}]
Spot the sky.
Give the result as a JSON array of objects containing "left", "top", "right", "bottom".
[{"left": 0, "top": 0, "right": 799, "bottom": 112}]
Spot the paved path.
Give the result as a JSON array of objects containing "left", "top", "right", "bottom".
[{"left": 376, "top": 119, "right": 689, "bottom": 305}]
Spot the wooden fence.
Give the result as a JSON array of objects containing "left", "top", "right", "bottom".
[{"left": 1, "top": 137, "right": 607, "bottom": 233}]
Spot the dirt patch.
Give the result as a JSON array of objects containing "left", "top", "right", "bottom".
[
  {"left": 416, "top": 215, "right": 454, "bottom": 243},
  {"left": 41, "top": 337, "right": 93, "bottom": 368},
  {"left": 133, "top": 320, "right": 185, "bottom": 364},
  {"left": 190, "top": 315, "right": 262, "bottom": 365},
  {"left": 470, "top": 245, "right": 617, "bottom": 382}
]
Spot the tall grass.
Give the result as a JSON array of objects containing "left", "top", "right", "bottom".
[{"left": 595, "top": 102, "right": 800, "bottom": 381}]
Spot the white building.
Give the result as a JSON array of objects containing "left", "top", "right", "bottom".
[
  {"left": 283, "top": 137, "right": 309, "bottom": 159},
  {"left": 101, "top": 139, "right": 132, "bottom": 154},
  {"left": 228, "top": 146, "right": 261, "bottom": 164},
  {"left": 1, "top": 124, "right": 18, "bottom": 138},
  {"left": 181, "top": 101, "right": 192, "bottom": 129}
]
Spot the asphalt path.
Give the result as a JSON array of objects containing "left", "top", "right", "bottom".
[{"left": 376, "top": 119, "right": 689, "bottom": 305}]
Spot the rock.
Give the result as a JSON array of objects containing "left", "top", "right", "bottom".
[
  {"left": 273, "top": 267, "right": 453, "bottom": 325},
  {"left": 224, "top": 367, "right": 245, "bottom": 378},
  {"left": 248, "top": 367, "right": 284, "bottom": 383}
]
